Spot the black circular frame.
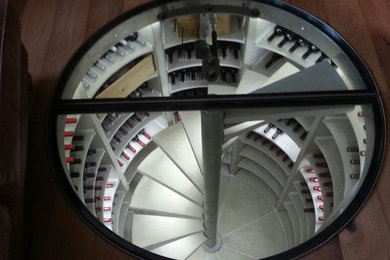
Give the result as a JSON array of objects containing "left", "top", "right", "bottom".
[{"left": 47, "top": 0, "right": 386, "bottom": 259}]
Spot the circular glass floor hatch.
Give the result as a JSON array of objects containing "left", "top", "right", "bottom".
[{"left": 47, "top": 1, "right": 385, "bottom": 259}]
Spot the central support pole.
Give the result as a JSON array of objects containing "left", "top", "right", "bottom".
[{"left": 201, "top": 110, "right": 224, "bottom": 248}]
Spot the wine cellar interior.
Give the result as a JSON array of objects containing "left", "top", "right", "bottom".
[{"left": 47, "top": 1, "right": 385, "bottom": 259}]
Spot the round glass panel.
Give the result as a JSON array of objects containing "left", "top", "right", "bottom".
[{"left": 47, "top": 1, "right": 385, "bottom": 259}]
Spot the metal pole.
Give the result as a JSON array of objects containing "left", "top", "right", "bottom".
[{"left": 201, "top": 110, "right": 224, "bottom": 248}]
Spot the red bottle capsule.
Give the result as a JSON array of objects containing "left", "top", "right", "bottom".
[
  {"left": 104, "top": 196, "right": 110, "bottom": 201},
  {"left": 317, "top": 195, "right": 323, "bottom": 201},
  {"left": 313, "top": 186, "right": 322, "bottom": 191},
  {"left": 103, "top": 218, "right": 112, "bottom": 223},
  {"left": 117, "top": 160, "right": 123, "bottom": 167},
  {"left": 175, "top": 112, "right": 181, "bottom": 122},
  {"left": 127, "top": 144, "right": 136, "bottom": 153},
  {"left": 132, "top": 135, "right": 145, "bottom": 146},
  {"left": 65, "top": 118, "right": 77, "bottom": 124},
  {"left": 318, "top": 216, "right": 324, "bottom": 221},
  {"left": 141, "top": 130, "right": 151, "bottom": 140},
  {"left": 309, "top": 177, "right": 319, "bottom": 182},
  {"left": 106, "top": 183, "right": 114, "bottom": 188},
  {"left": 64, "top": 131, "right": 74, "bottom": 137},
  {"left": 64, "top": 144, "right": 75, "bottom": 150},
  {"left": 319, "top": 205, "right": 324, "bottom": 211},
  {"left": 66, "top": 157, "right": 74, "bottom": 163},
  {"left": 306, "top": 169, "right": 315, "bottom": 173},
  {"left": 103, "top": 207, "right": 111, "bottom": 211},
  {"left": 121, "top": 152, "right": 130, "bottom": 161}
]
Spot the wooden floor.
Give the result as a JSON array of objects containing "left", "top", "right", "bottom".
[{"left": 11, "top": 0, "right": 390, "bottom": 259}]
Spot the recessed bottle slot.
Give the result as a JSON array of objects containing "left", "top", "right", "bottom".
[
  {"left": 165, "top": 41, "right": 241, "bottom": 63},
  {"left": 319, "top": 172, "right": 330, "bottom": 178},
  {"left": 64, "top": 131, "right": 74, "bottom": 137},
  {"left": 65, "top": 118, "right": 78, "bottom": 124},
  {"left": 168, "top": 66, "right": 240, "bottom": 86},
  {"left": 350, "top": 159, "right": 360, "bottom": 165},
  {"left": 313, "top": 186, "right": 322, "bottom": 191},
  {"left": 323, "top": 182, "right": 333, "bottom": 187},
  {"left": 315, "top": 162, "right": 328, "bottom": 169},
  {"left": 313, "top": 154, "right": 324, "bottom": 159},
  {"left": 265, "top": 24, "right": 335, "bottom": 67},
  {"left": 350, "top": 173, "right": 360, "bottom": 180},
  {"left": 347, "top": 147, "right": 359, "bottom": 152}
]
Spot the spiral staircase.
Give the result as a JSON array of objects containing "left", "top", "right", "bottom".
[{"left": 131, "top": 111, "right": 282, "bottom": 259}]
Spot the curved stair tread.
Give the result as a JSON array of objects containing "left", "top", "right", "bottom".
[
  {"left": 130, "top": 175, "right": 203, "bottom": 218},
  {"left": 240, "top": 145, "right": 287, "bottom": 186},
  {"left": 278, "top": 211, "right": 295, "bottom": 249},
  {"left": 179, "top": 111, "right": 203, "bottom": 173},
  {"left": 224, "top": 121, "right": 265, "bottom": 141},
  {"left": 218, "top": 177, "right": 274, "bottom": 236},
  {"left": 306, "top": 212, "right": 315, "bottom": 238},
  {"left": 186, "top": 245, "right": 208, "bottom": 260},
  {"left": 138, "top": 148, "right": 203, "bottom": 205},
  {"left": 284, "top": 202, "right": 300, "bottom": 246},
  {"left": 237, "top": 158, "right": 283, "bottom": 195},
  {"left": 132, "top": 214, "right": 203, "bottom": 248},
  {"left": 218, "top": 247, "right": 256, "bottom": 260},
  {"left": 222, "top": 212, "right": 286, "bottom": 259},
  {"left": 235, "top": 169, "right": 278, "bottom": 205},
  {"left": 153, "top": 123, "right": 204, "bottom": 192},
  {"left": 151, "top": 232, "right": 206, "bottom": 260},
  {"left": 290, "top": 192, "right": 307, "bottom": 243}
]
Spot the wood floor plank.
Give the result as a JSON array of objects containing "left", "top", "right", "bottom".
[
  {"left": 338, "top": 189, "right": 390, "bottom": 260},
  {"left": 85, "top": 1, "right": 124, "bottom": 38},
  {"left": 284, "top": 0, "right": 329, "bottom": 23},
  {"left": 322, "top": 0, "right": 388, "bottom": 94},
  {"left": 300, "top": 236, "right": 344, "bottom": 260},
  {"left": 122, "top": 0, "right": 150, "bottom": 12},
  {"left": 356, "top": 0, "right": 390, "bottom": 93}
]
